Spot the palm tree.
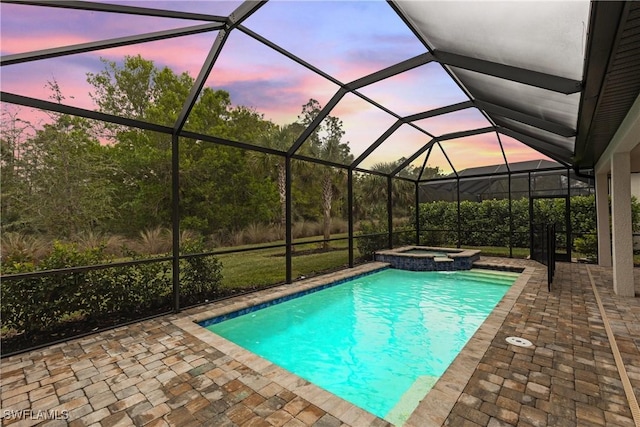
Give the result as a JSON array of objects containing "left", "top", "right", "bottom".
[
  {"left": 355, "top": 171, "right": 387, "bottom": 222},
  {"left": 299, "top": 100, "right": 353, "bottom": 249},
  {"left": 357, "top": 159, "right": 442, "bottom": 220},
  {"left": 253, "top": 122, "right": 305, "bottom": 227}
]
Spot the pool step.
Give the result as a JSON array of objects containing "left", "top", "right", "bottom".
[
  {"left": 458, "top": 276, "right": 515, "bottom": 286},
  {"left": 468, "top": 269, "right": 520, "bottom": 279},
  {"left": 434, "top": 270, "right": 518, "bottom": 286},
  {"left": 460, "top": 269, "right": 519, "bottom": 280},
  {"left": 454, "top": 270, "right": 518, "bottom": 286}
]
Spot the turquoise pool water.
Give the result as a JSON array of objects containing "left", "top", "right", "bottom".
[{"left": 205, "top": 268, "right": 517, "bottom": 423}]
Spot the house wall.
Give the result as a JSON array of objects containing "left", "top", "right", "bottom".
[
  {"left": 632, "top": 173, "right": 640, "bottom": 251},
  {"left": 631, "top": 173, "right": 640, "bottom": 199}
]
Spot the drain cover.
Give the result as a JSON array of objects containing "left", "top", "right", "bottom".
[{"left": 506, "top": 336, "right": 533, "bottom": 347}]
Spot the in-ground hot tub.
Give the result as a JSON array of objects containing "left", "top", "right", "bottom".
[{"left": 375, "top": 246, "right": 481, "bottom": 271}]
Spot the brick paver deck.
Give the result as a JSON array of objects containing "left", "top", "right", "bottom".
[{"left": 1, "top": 258, "right": 639, "bottom": 426}]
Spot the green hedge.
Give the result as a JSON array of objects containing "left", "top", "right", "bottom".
[
  {"left": 355, "top": 196, "right": 606, "bottom": 258},
  {"left": 356, "top": 221, "right": 414, "bottom": 260},
  {"left": 419, "top": 198, "right": 530, "bottom": 247},
  {"left": 1, "top": 240, "right": 222, "bottom": 338},
  {"left": 418, "top": 195, "right": 590, "bottom": 248},
  {"left": 418, "top": 195, "right": 639, "bottom": 257}
]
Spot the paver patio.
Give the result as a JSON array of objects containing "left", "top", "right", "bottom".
[{"left": 1, "top": 258, "right": 639, "bottom": 427}]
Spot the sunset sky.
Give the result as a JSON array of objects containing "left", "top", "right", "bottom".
[{"left": 0, "top": 0, "right": 558, "bottom": 173}]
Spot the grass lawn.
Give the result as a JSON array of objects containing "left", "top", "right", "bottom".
[
  {"left": 216, "top": 236, "right": 356, "bottom": 289},
  {"left": 213, "top": 238, "right": 540, "bottom": 290},
  {"left": 209, "top": 235, "right": 640, "bottom": 291}
]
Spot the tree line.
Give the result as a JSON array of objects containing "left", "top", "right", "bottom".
[{"left": 1, "top": 54, "right": 439, "bottom": 262}]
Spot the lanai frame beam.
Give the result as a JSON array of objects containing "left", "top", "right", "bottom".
[
  {"left": 0, "top": 24, "right": 224, "bottom": 66},
  {"left": 3, "top": 0, "right": 226, "bottom": 21}
]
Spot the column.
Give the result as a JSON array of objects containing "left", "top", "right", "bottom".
[
  {"left": 595, "top": 172, "right": 612, "bottom": 267},
  {"left": 610, "top": 152, "right": 634, "bottom": 296}
]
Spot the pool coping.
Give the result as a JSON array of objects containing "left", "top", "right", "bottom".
[{"left": 173, "top": 261, "right": 534, "bottom": 426}]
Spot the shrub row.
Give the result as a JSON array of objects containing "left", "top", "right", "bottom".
[
  {"left": 417, "top": 196, "right": 605, "bottom": 249},
  {"left": 1, "top": 240, "right": 222, "bottom": 339},
  {"left": 356, "top": 196, "right": 634, "bottom": 258},
  {"left": 356, "top": 221, "right": 415, "bottom": 260}
]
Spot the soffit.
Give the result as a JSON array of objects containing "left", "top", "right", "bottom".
[{"left": 574, "top": 1, "right": 640, "bottom": 169}]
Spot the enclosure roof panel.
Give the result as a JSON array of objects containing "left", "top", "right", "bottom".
[
  {"left": 394, "top": 1, "right": 589, "bottom": 81},
  {"left": 453, "top": 159, "right": 563, "bottom": 178}
]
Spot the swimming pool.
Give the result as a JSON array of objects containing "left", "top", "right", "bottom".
[{"left": 202, "top": 268, "right": 518, "bottom": 424}]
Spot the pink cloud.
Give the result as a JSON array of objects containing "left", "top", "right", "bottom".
[
  {"left": 0, "top": 103, "right": 54, "bottom": 138},
  {"left": 359, "top": 124, "right": 430, "bottom": 170},
  {"left": 330, "top": 95, "right": 371, "bottom": 118},
  {"left": 500, "top": 135, "right": 554, "bottom": 165},
  {"left": 357, "top": 62, "right": 470, "bottom": 117},
  {"left": 93, "top": 34, "right": 216, "bottom": 77},
  {"left": 1, "top": 34, "right": 91, "bottom": 55},
  {"left": 1, "top": 31, "right": 218, "bottom": 112},
  {"left": 1, "top": 32, "right": 221, "bottom": 115},
  {"left": 424, "top": 144, "right": 454, "bottom": 175},
  {"left": 203, "top": 59, "right": 342, "bottom": 127},
  {"left": 2, "top": 59, "right": 96, "bottom": 111},
  {"left": 207, "top": 64, "right": 291, "bottom": 87},
  {"left": 330, "top": 57, "right": 394, "bottom": 85},
  {"left": 433, "top": 132, "right": 557, "bottom": 172},
  {"left": 439, "top": 133, "right": 505, "bottom": 172},
  {"left": 1, "top": 2, "right": 212, "bottom": 53}
]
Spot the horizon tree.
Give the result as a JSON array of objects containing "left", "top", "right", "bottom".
[
  {"left": 298, "top": 99, "right": 353, "bottom": 249},
  {"left": 251, "top": 122, "right": 305, "bottom": 228},
  {"left": 87, "top": 54, "right": 278, "bottom": 236}
]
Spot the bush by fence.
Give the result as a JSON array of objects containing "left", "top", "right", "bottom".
[
  {"left": 419, "top": 198, "right": 529, "bottom": 247},
  {"left": 418, "top": 195, "right": 639, "bottom": 257},
  {"left": 1, "top": 240, "right": 222, "bottom": 352},
  {"left": 356, "top": 221, "right": 415, "bottom": 260}
]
